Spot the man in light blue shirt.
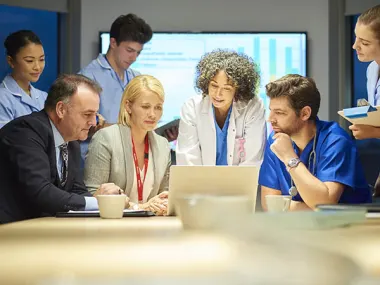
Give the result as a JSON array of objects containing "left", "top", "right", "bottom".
[
  {"left": 0, "top": 74, "right": 125, "bottom": 224},
  {"left": 79, "top": 14, "right": 153, "bottom": 164},
  {"left": 80, "top": 54, "right": 141, "bottom": 124}
]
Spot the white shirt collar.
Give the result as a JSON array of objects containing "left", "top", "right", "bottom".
[
  {"left": 49, "top": 119, "right": 65, "bottom": 148},
  {"left": 2, "top": 74, "right": 40, "bottom": 98},
  {"left": 96, "top": 54, "right": 112, "bottom": 70}
]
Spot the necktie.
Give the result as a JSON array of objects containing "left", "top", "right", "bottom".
[{"left": 59, "top": 143, "right": 68, "bottom": 186}]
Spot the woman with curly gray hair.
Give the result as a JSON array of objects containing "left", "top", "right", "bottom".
[{"left": 176, "top": 49, "right": 266, "bottom": 166}]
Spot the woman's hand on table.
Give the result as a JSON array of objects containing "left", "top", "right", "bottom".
[{"left": 137, "top": 191, "right": 169, "bottom": 216}]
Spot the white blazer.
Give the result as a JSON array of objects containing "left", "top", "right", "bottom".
[{"left": 176, "top": 95, "right": 267, "bottom": 166}]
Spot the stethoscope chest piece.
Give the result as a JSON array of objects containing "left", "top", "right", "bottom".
[
  {"left": 289, "top": 186, "right": 298, "bottom": 197},
  {"left": 288, "top": 134, "right": 317, "bottom": 198}
]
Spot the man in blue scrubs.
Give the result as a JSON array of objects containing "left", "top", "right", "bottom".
[
  {"left": 259, "top": 74, "right": 372, "bottom": 211},
  {"left": 79, "top": 14, "right": 152, "bottom": 165}
]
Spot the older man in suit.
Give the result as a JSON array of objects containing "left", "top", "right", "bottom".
[{"left": 0, "top": 74, "right": 123, "bottom": 224}]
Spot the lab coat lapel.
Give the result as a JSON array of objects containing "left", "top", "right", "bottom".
[{"left": 200, "top": 97, "right": 216, "bottom": 165}]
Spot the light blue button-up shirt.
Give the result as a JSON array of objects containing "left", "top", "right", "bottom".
[
  {"left": 213, "top": 105, "right": 232, "bottom": 165},
  {"left": 366, "top": 61, "right": 380, "bottom": 106},
  {"left": 79, "top": 54, "right": 140, "bottom": 123},
  {"left": 49, "top": 120, "right": 98, "bottom": 211},
  {"left": 0, "top": 74, "right": 47, "bottom": 128},
  {"left": 78, "top": 54, "right": 141, "bottom": 167}
]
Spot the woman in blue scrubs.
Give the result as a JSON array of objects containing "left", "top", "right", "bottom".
[
  {"left": 351, "top": 5, "right": 380, "bottom": 140},
  {"left": 352, "top": 5, "right": 380, "bottom": 196},
  {"left": 0, "top": 30, "right": 47, "bottom": 128}
]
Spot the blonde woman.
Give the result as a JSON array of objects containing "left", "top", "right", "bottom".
[
  {"left": 84, "top": 75, "right": 170, "bottom": 215},
  {"left": 351, "top": 4, "right": 380, "bottom": 139},
  {"left": 351, "top": 5, "right": 380, "bottom": 196}
]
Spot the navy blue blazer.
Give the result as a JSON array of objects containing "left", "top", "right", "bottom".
[{"left": 0, "top": 110, "right": 92, "bottom": 224}]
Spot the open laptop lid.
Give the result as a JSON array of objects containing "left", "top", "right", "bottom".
[{"left": 167, "top": 165, "right": 259, "bottom": 216}]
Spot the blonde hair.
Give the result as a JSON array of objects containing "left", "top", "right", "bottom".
[
  {"left": 118, "top": 75, "right": 165, "bottom": 126},
  {"left": 358, "top": 5, "right": 380, "bottom": 41}
]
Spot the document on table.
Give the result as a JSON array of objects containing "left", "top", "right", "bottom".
[
  {"left": 56, "top": 209, "right": 155, "bottom": 217},
  {"left": 68, "top": 209, "right": 145, "bottom": 214}
]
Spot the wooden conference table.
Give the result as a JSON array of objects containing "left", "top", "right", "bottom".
[{"left": 1, "top": 216, "right": 380, "bottom": 284}]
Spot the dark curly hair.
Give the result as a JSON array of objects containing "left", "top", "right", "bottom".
[{"left": 195, "top": 49, "right": 260, "bottom": 103}]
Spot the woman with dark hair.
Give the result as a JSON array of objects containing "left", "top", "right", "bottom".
[
  {"left": 0, "top": 30, "right": 47, "bottom": 128},
  {"left": 176, "top": 49, "right": 266, "bottom": 166}
]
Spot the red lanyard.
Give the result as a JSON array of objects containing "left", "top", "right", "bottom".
[{"left": 131, "top": 135, "right": 149, "bottom": 202}]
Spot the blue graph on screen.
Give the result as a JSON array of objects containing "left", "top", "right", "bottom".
[{"left": 100, "top": 32, "right": 307, "bottom": 127}]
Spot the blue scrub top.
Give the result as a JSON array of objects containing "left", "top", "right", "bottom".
[
  {"left": 213, "top": 105, "right": 232, "bottom": 165},
  {"left": 259, "top": 119, "right": 372, "bottom": 204},
  {"left": 79, "top": 54, "right": 140, "bottom": 124},
  {"left": 0, "top": 74, "right": 47, "bottom": 128},
  {"left": 366, "top": 61, "right": 380, "bottom": 106}
]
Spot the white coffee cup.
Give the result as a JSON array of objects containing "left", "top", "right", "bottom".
[
  {"left": 265, "top": 195, "right": 291, "bottom": 213},
  {"left": 97, "top": 195, "right": 126, "bottom": 219},
  {"left": 176, "top": 195, "right": 252, "bottom": 230}
]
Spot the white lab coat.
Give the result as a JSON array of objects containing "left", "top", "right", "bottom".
[{"left": 176, "top": 95, "right": 267, "bottom": 166}]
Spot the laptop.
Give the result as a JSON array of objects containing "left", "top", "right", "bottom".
[
  {"left": 316, "top": 204, "right": 380, "bottom": 213},
  {"left": 167, "top": 165, "right": 259, "bottom": 216}
]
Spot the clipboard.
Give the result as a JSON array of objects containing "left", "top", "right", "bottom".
[
  {"left": 154, "top": 119, "right": 180, "bottom": 137},
  {"left": 338, "top": 105, "right": 380, "bottom": 127},
  {"left": 56, "top": 209, "right": 155, "bottom": 218}
]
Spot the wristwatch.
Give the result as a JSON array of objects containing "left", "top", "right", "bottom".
[{"left": 287, "top": 157, "right": 301, "bottom": 171}]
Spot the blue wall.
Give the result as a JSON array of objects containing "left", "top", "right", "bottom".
[{"left": 0, "top": 4, "right": 58, "bottom": 92}]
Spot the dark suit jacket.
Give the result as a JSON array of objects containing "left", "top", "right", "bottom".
[{"left": 0, "top": 110, "right": 92, "bottom": 224}]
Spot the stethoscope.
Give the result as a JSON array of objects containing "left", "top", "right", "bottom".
[{"left": 288, "top": 133, "right": 317, "bottom": 197}]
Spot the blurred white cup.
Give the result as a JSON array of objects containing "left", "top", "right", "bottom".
[
  {"left": 176, "top": 195, "right": 252, "bottom": 230},
  {"left": 97, "top": 195, "right": 126, "bottom": 219},
  {"left": 265, "top": 195, "right": 291, "bottom": 213}
]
